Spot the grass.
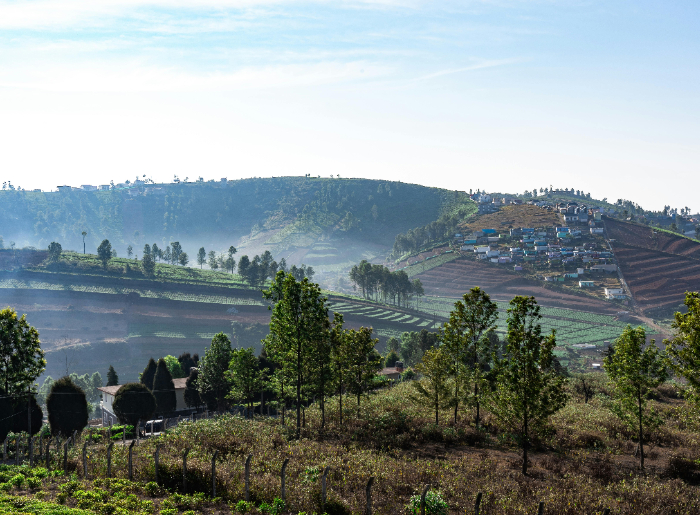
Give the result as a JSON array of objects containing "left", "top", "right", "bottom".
[{"left": 3, "top": 378, "right": 700, "bottom": 514}]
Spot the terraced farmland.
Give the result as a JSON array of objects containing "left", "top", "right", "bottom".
[
  {"left": 605, "top": 218, "right": 700, "bottom": 315},
  {"left": 412, "top": 256, "right": 617, "bottom": 313}
]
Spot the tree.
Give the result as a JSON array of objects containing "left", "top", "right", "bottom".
[
  {"left": 143, "top": 244, "right": 151, "bottom": 258},
  {"left": 47, "top": 376, "right": 88, "bottom": 436},
  {"left": 0, "top": 307, "right": 45, "bottom": 396},
  {"left": 606, "top": 325, "right": 667, "bottom": 470},
  {"left": 170, "top": 241, "right": 183, "bottom": 264},
  {"left": 440, "top": 287, "right": 498, "bottom": 426},
  {"left": 208, "top": 250, "right": 218, "bottom": 270},
  {"left": 153, "top": 358, "right": 177, "bottom": 415},
  {"left": 141, "top": 253, "right": 156, "bottom": 277},
  {"left": 198, "top": 333, "right": 233, "bottom": 411},
  {"left": 238, "top": 255, "right": 250, "bottom": 280},
  {"left": 81, "top": 231, "right": 87, "bottom": 254},
  {"left": 107, "top": 365, "right": 119, "bottom": 386},
  {"left": 666, "top": 292, "right": 700, "bottom": 411},
  {"left": 141, "top": 358, "right": 157, "bottom": 390},
  {"left": 385, "top": 350, "right": 400, "bottom": 367},
  {"left": 97, "top": 239, "right": 112, "bottom": 269},
  {"left": 412, "top": 347, "right": 454, "bottom": 425},
  {"left": 488, "top": 296, "right": 567, "bottom": 475},
  {"left": 228, "top": 347, "right": 265, "bottom": 411},
  {"left": 178, "top": 252, "right": 189, "bottom": 267},
  {"left": 0, "top": 391, "right": 42, "bottom": 441},
  {"left": 163, "top": 355, "right": 186, "bottom": 378},
  {"left": 227, "top": 246, "right": 237, "bottom": 273},
  {"left": 184, "top": 369, "right": 202, "bottom": 408},
  {"left": 127, "top": 245, "right": 133, "bottom": 259},
  {"left": 197, "top": 247, "right": 206, "bottom": 268},
  {"left": 113, "top": 383, "right": 156, "bottom": 427},
  {"left": 178, "top": 352, "right": 199, "bottom": 377},
  {"left": 152, "top": 243, "right": 160, "bottom": 261},
  {"left": 163, "top": 246, "right": 171, "bottom": 264},
  {"left": 346, "top": 326, "right": 382, "bottom": 416},
  {"left": 47, "top": 242, "right": 62, "bottom": 262},
  {"left": 263, "top": 271, "right": 329, "bottom": 437}
]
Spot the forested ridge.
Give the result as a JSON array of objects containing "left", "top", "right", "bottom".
[{"left": 0, "top": 178, "right": 471, "bottom": 257}]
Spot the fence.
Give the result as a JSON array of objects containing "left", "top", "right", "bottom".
[{"left": 1, "top": 419, "right": 616, "bottom": 515}]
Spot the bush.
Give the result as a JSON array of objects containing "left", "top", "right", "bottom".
[
  {"left": 407, "top": 490, "right": 448, "bottom": 515},
  {"left": 47, "top": 376, "right": 88, "bottom": 436},
  {"left": 113, "top": 383, "right": 156, "bottom": 427}
]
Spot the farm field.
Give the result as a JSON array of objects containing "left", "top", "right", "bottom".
[
  {"left": 604, "top": 218, "right": 700, "bottom": 316},
  {"left": 459, "top": 204, "right": 563, "bottom": 232}
]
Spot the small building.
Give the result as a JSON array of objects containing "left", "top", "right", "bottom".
[
  {"left": 514, "top": 265, "right": 523, "bottom": 271},
  {"left": 81, "top": 185, "right": 97, "bottom": 191},
  {"left": 379, "top": 362, "right": 405, "bottom": 381},
  {"left": 604, "top": 288, "right": 627, "bottom": 300},
  {"left": 591, "top": 363, "right": 602, "bottom": 370},
  {"left": 579, "top": 280, "right": 595, "bottom": 288},
  {"left": 98, "top": 377, "right": 193, "bottom": 426},
  {"left": 590, "top": 227, "right": 604, "bottom": 235},
  {"left": 57, "top": 185, "right": 72, "bottom": 192}
]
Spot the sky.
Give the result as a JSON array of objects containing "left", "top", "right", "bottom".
[{"left": 0, "top": 0, "right": 698, "bottom": 211}]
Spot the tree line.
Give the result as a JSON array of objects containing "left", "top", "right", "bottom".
[{"left": 348, "top": 260, "right": 424, "bottom": 307}]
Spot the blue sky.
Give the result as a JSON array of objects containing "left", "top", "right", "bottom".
[{"left": 0, "top": 0, "right": 698, "bottom": 211}]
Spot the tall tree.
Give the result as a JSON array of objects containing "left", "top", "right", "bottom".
[
  {"left": 178, "top": 352, "right": 199, "bottom": 377},
  {"left": 197, "top": 247, "right": 206, "bottom": 268},
  {"left": 263, "top": 271, "right": 329, "bottom": 438},
  {"left": 228, "top": 347, "right": 265, "bottom": 412},
  {"left": 170, "top": 241, "right": 182, "bottom": 264},
  {"left": 412, "top": 347, "right": 454, "bottom": 425},
  {"left": 47, "top": 376, "right": 88, "bottom": 437},
  {"left": 143, "top": 243, "right": 151, "bottom": 258},
  {"left": 208, "top": 250, "right": 218, "bottom": 269},
  {"left": 141, "top": 253, "right": 156, "bottom": 277},
  {"left": 140, "top": 358, "right": 157, "bottom": 391},
  {"left": 179, "top": 252, "right": 189, "bottom": 267},
  {"left": 0, "top": 307, "right": 45, "bottom": 396},
  {"left": 441, "top": 287, "right": 498, "bottom": 426},
  {"left": 197, "top": 333, "right": 233, "bottom": 411},
  {"left": 666, "top": 292, "right": 700, "bottom": 411},
  {"left": 153, "top": 358, "right": 177, "bottom": 415},
  {"left": 488, "top": 296, "right": 567, "bottom": 475},
  {"left": 227, "top": 246, "right": 237, "bottom": 273},
  {"left": 106, "top": 365, "right": 119, "bottom": 386},
  {"left": 127, "top": 245, "right": 133, "bottom": 259},
  {"left": 184, "top": 369, "right": 202, "bottom": 408},
  {"left": 97, "top": 239, "right": 112, "bottom": 269},
  {"left": 47, "top": 242, "right": 62, "bottom": 262},
  {"left": 605, "top": 325, "right": 667, "bottom": 470},
  {"left": 345, "top": 326, "right": 382, "bottom": 417},
  {"left": 152, "top": 243, "right": 160, "bottom": 262},
  {"left": 238, "top": 255, "right": 250, "bottom": 280}
]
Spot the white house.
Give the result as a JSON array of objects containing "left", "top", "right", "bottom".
[
  {"left": 604, "top": 288, "right": 626, "bottom": 300},
  {"left": 98, "top": 377, "right": 192, "bottom": 426}
]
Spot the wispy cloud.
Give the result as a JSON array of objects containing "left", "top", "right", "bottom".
[{"left": 411, "top": 58, "right": 521, "bottom": 81}]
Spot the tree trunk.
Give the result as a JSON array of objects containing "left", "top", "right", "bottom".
[
  {"left": 339, "top": 384, "right": 343, "bottom": 427},
  {"left": 522, "top": 412, "right": 529, "bottom": 475},
  {"left": 638, "top": 396, "right": 645, "bottom": 470},
  {"left": 475, "top": 383, "right": 480, "bottom": 429}
]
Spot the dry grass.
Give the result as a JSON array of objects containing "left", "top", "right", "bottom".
[{"left": 460, "top": 205, "right": 563, "bottom": 233}]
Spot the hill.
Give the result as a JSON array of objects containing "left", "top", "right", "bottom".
[{"left": 0, "top": 178, "right": 473, "bottom": 282}]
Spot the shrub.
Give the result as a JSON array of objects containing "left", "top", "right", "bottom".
[
  {"left": 113, "top": 383, "right": 156, "bottom": 427},
  {"left": 7, "top": 474, "right": 23, "bottom": 489},
  {"left": 407, "top": 490, "right": 448, "bottom": 515},
  {"left": 26, "top": 477, "right": 41, "bottom": 489},
  {"left": 153, "top": 358, "right": 177, "bottom": 415},
  {"left": 47, "top": 376, "right": 88, "bottom": 436}
]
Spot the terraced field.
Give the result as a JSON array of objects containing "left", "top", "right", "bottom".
[
  {"left": 605, "top": 218, "right": 700, "bottom": 315},
  {"left": 415, "top": 295, "right": 641, "bottom": 352},
  {"left": 412, "top": 257, "right": 617, "bottom": 313}
]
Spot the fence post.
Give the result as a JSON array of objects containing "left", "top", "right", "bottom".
[
  {"left": 128, "top": 440, "right": 135, "bottom": 480},
  {"left": 245, "top": 454, "right": 252, "bottom": 501},
  {"left": 420, "top": 484, "right": 430, "bottom": 515},
  {"left": 72, "top": 430, "right": 77, "bottom": 446},
  {"left": 321, "top": 466, "right": 330, "bottom": 508},
  {"left": 82, "top": 442, "right": 88, "bottom": 479},
  {"left": 122, "top": 425, "right": 126, "bottom": 444},
  {"left": 182, "top": 449, "right": 190, "bottom": 493},
  {"left": 108, "top": 421, "right": 112, "bottom": 440},
  {"left": 136, "top": 420, "right": 140, "bottom": 443},
  {"left": 45, "top": 438, "right": 51, "bottom": 471},
  {"left": 63, "top": 441, "right": 69, "bottom": 473},
  {"left": 107, "top": 442, "right": 114, "bottom": 478},
  {"left": 537, "top": 501, "right": 544, "bottom": 515},
  {"left": 475, "top": 492, "right": 483, "bottom": 515},
  {"left": 211, "top": 450, "right": 219, "bottom": 498},
  {"left": 280, "top": 458, "right": 289, "bottom": 501},
  {"left": 365, "top": 476, "right": 375, "bottom": 515},
  {"left": 15, "top": 438, "right": 19, "bottom": 466},
  {"left": 150, "top": 420, "right": 154, "bottom": 436},
  {"left": 154, "top": 446, "right": 160, "bottom": 484},
  {"left": 40, "top": 433, "right": 43, "bottom": 456}
]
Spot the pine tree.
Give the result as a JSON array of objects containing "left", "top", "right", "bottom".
[
  {"left": 198, "top": 333, "right": 233, "bottom": 411},
  {"left": 412, "top": 347, "right": 454, "bottom": 425},
  {"left": 153, "top": 358, "right": 177, "bottom": 415},
  {"left": 488, "top": 296, "right": 568, "bottom": 475},
  {"left": 107, "top": 365, "right": 119, "bottom": 386},
  {"left": 141, "top": 358, "right": 157, "bottom": 390}
]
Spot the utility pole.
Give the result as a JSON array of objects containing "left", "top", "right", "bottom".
[{"left": 82, "top": 231, "right": 87, "bottom": 254}]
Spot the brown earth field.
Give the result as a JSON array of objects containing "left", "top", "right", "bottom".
[
  {"left": 412, "top": 256, "right": 620, "bottom": 314},
  {"left": 459, "top": 204, "right": 563, "bottom": 232},
  {"left": 605, "top": 218, "right": 700, "bottom": 315},
  {"left": 0, "top": 275, "right": 438, "bottom": 382}
]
